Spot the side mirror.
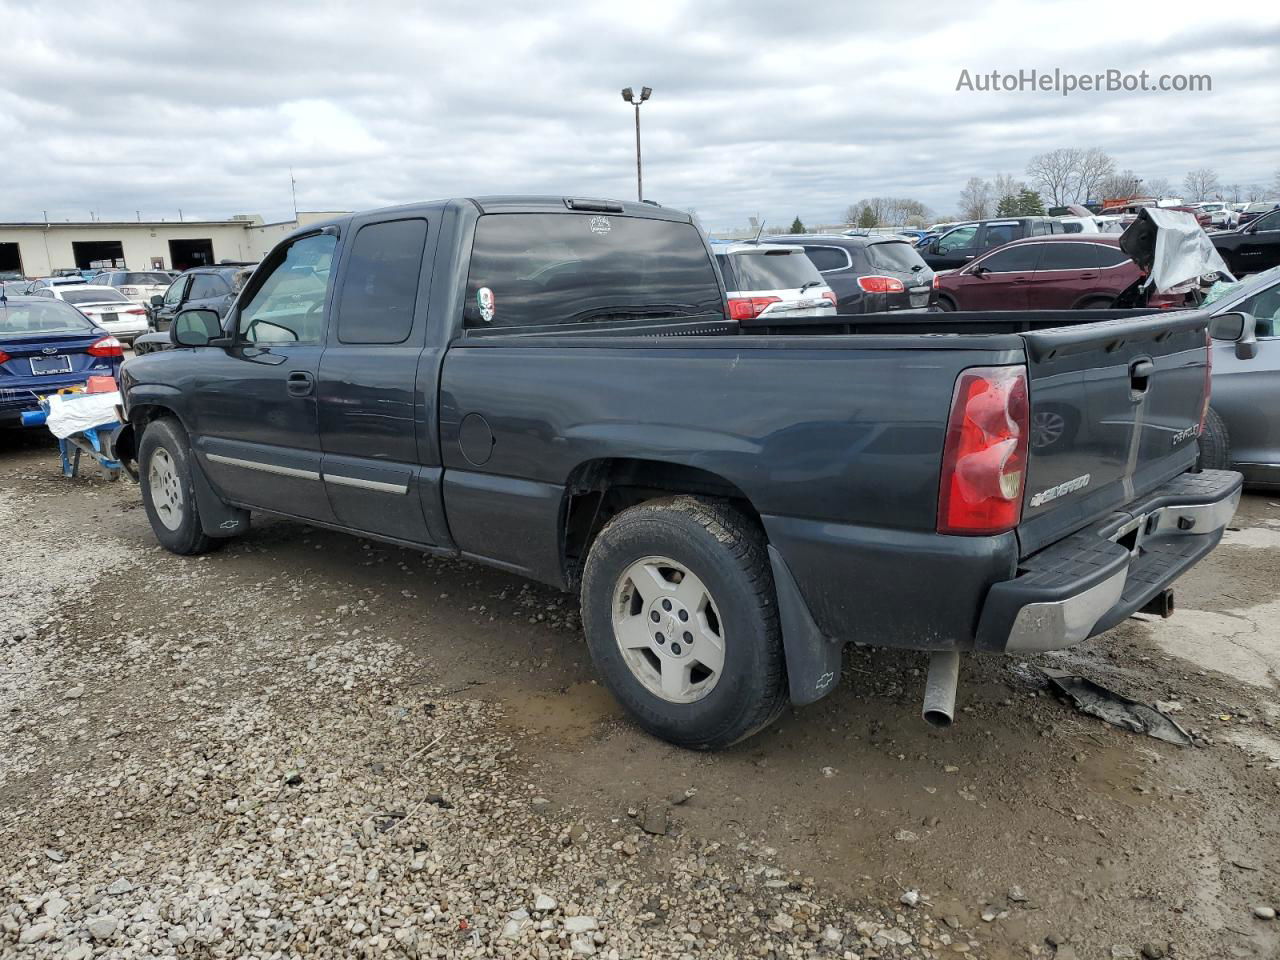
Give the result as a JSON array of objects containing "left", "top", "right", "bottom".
[
  {"left": 171, "top": 308, "right": 224, "bottom": 348},
  {"left": 151, "top": 294, "right": 164, "bottom": 307},
  {"left": 971, "top": 265, "right": 988, "bottom": 277},
  {"left": 1209, "top": 311, "right": 1259, "bottom": 360}
]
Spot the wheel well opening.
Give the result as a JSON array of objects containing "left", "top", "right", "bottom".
[{"left": 561, "top": 458, "right": 763, "bottom": 587}]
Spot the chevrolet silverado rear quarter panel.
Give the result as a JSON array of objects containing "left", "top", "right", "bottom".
[{"left": 438, "top": 335, "right": 1023, "bottom": 644}]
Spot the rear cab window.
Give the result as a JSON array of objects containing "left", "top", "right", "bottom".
[{"left": 463, "top": 213, "right": 723, "bottom": 329}]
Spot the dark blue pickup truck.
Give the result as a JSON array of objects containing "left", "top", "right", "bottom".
[{"left": 116, "top": 196, "right": 1245, "bottom": 749}]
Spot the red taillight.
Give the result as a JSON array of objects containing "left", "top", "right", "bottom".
[
  {"left": 932, "top": 275, "right": 941, "bottom": 290},
  {"left": 857, "top": 275, "right": 906, "bottom": 294},
  {"left": 821, "top": 291, "right": 837, "bottom": 308},
  {"left": 0, "top": 350, "right": 10, "bottom": 365},
  {"left": 937, "top": 365, "right": 1030, "bottom": 535},
  {"left": 124, "top": 307, "right": 147, "bottom": 316},
  {"left": 1200, "top": 329, "right": 1212, "bottom": 432},
  {"left": 727, "top": 296, "right": 781, "bottom": 320},
  {"left": 87, "top": 336, "right": 124, "bottom": 358}
]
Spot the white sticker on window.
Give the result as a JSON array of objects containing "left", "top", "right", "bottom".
[
  {"left": 476, "top": 286, "right": 495, "bottom": 323},
  {"left": 589, "top": 216, "right": 612, "bottom": 235}
]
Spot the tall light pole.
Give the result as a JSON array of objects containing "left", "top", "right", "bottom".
[{"left": 621, "top": 86, "right": 652, "bottom": 202}]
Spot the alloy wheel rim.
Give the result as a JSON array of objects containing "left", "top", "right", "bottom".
[{"left": 611, "top": 555, "right": 725, "bottom": 704}]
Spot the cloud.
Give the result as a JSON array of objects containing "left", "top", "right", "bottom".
[{"left": 0, "top": 0, "right": 1277, "bottom": 230}]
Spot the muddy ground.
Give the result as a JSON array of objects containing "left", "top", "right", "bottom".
[{"left": 1, "top": 429, "right": 1277, "bottom": 959}]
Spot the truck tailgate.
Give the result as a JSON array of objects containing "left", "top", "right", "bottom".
[{"left": 1017, "top": 310, "right": 1210, "bottom": 557}]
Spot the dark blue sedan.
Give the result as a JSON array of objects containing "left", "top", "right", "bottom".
[{"left": 0, "top": 295, "right": 124, "bottom": 426}]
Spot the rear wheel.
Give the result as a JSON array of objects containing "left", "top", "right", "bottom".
[
  {"left": 936, "top": 296, "right": 956, "bottom": 312},
  {"left": 1076, "top": 296, "right": 1114, "bottom": 309},
  {"left": 1197, "top": 407, "right": 1230, "bottom": 471},
  {"left": 139, "top": 418, "right": 220, "bottom": 555},
  {"left": 580, "top": 496, "right": 787, "bottom": 750}
]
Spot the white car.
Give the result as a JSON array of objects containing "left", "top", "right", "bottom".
[
  {"left": 32, "top": 284, "right": 150, "bottom": 342},
  {"left": 1055, "top": 216, "right": 1100, "bottom": 234},
  {"left": 711, "top": 242, "right": 836, "bottom": 320},
  {"left": 1193, "top": 202, "right": 1235, "bottom": 230},
  {"left": 24, "top": 276, "right": 87, "bottom": 294},
  {"left": 92, "top": 270, "right": 174, "bottom": 305}
]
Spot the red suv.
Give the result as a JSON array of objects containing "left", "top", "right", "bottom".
[{"left": 935, "top": 235, "right": 1186, "bottom": 311}]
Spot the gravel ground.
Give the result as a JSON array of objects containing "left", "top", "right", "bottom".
[{"left": 1, "top": 432, "right": 1278, "bottom": 960}]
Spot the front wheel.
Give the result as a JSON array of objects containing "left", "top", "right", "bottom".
[
  {"left": 580, "top": 496, "right": 787, "bottom": 750},
  {"left": 138, "top": 418, "right": 220, "bottom": 555}
]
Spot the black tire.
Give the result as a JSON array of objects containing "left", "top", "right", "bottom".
[
  {"left": 138, "top": 418, "right": 219, "bottom": 555},
  {"left": 936, "top": 296, "right": 956, "bottom": 312},
  {"left": 1197, "top": 407, "right": 1231, "bottom": 471},
  {"left": 1076, "top": 296, "right": 1114, "bottom": 309},
  {"left": 580, "top": 496, "right": 787, "bottom": 750}
]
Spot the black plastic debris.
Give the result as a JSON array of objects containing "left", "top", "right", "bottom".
[{"left": 1040, "top": 668, "right": 1197, "bottom": 746}]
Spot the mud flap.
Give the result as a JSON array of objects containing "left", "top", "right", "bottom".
[
  {"left": 189, "top": 451, "right": 250, "bottom": 538},
  {"left": 767, "top": 545, "right": 841, "bottom": 705},
  {"left": 115, "top": 423, "right": 139, "bottom": 480}
]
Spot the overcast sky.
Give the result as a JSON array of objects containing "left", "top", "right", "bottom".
[{"left": 1, "top": 0, "right": 1277, "bottom": 231}]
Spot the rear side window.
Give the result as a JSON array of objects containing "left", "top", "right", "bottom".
[
  {"left": 803, "top": 246, "right": 849, "bottom": 272},
  {"left": 1094, "top": 246, "right": 1129, "bottom": 267},
  {"left": 729, "top": 250, "right": 821, "bottom": 290},
  {"left": 464, "top": 213, "right": 723, "bottom": 329},
  {"left": 714, "top": 253, "right": 738, "bottom": 290},
  {"left": 1037, "top": 243, "right": 1101, "bottom": 270},
  {"left": 980, "top": 244, "right": 1042, "bottom": 272},
  {"left": 188, "top": 274, "right": 229, "bottom": 300},
  {"left": 866, "top": 241, "right": 925, "bottom": 272},
  {"left": 982, "top": 223, "right": 1020, "bottom": 248},
  {"left": 337, "top": 218, "right": 427, "bottom": 344}
]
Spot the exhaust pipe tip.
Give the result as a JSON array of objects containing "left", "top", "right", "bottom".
[
  {"left": 923, "top": 707, "right": 955, "bottom": 728},
  {"left": 921, "top": 651, "right": 960, "bottom": 728}
]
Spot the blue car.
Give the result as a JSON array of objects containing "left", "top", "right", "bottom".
[{"left": 0, "top": 295, "right": 123, "bottom": 426}]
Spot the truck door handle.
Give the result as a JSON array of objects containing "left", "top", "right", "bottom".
[
  {"left": 286, "top": 371, "right": 314, "bottom": 397},
  {"left": 1130, "top": 359, "right": 1154, "bottom": 394}
]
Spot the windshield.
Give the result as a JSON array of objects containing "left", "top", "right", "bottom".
[
  {"left": 728, "top": 250, "right": 821, "bottom": 291},
  {"left": 123, "top": 272, "right": 171, "bottom": 285},
  {"left": 61, "top": 288, "right": 129, "bottom": 305},
  {"left": 0, "top": 300, "right": 95, "bottom": 335},
  {"left": 867, "top": 240, "right": 927, "bottom": 273}
]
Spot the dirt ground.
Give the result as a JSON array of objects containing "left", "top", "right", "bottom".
[{"left": 1, "top": 429, "right": 1277, "bottom": 960}]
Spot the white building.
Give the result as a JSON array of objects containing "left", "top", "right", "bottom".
[{"left": 0, "top": 211, "right": 348, "bottom": 279}]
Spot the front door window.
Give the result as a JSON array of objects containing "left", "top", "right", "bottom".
[{"left": 237, "top": 234, "right": 337, "bottom": 345}]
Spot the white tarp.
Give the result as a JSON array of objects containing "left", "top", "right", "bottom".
[
  {"left": 1122, "top": 207, "right": 1235, "bottom": 295},
  {"left": 44, "top": 391, "right": 122, "bottom": 440}
]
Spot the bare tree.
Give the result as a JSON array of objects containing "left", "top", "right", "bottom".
[
  {"left": 1098, "top": 169, "right": 1143, "bottom": 201},
  {"left": 1074, "top": 148, "right": 1116, "bottom": 204},
  {"left": 958, "top": 177, "right": 994, "bottom": 220},
  {"left": 1144, "top": 176, "right": 1174, "bottom": 200},
  {"left": 990, "top": 173, "right": 1025, "bottom": 201},
  {"left": 847, "top": 197, "right": 931, "bottom": 227},
  {"left": 1246, "top": 184, "right": 1269, "bottom": 202},
  {"left": 1026, "top": 149, "right": 1080, "bottom": 206},
  {"left": 1183, "top": 167, "right": 1221, "bottom": 201},
  {"left": 1224, "top": 184, "right": 1242, "bottom": 203}
]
